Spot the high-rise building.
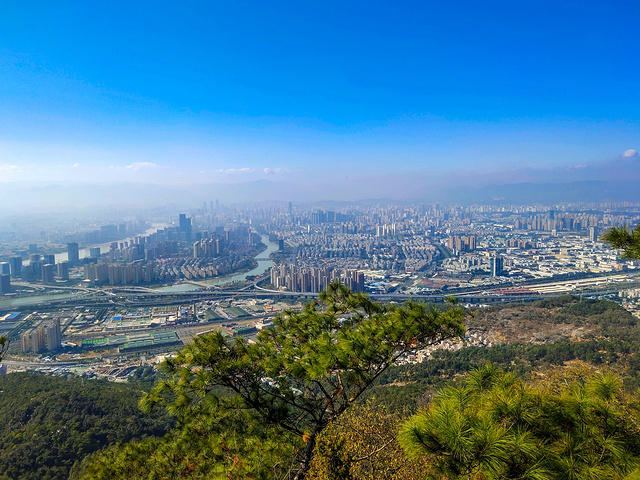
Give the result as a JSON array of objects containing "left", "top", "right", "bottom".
[
  {"left": 96, "top": 263, "right": 109, "bottom": 284},
  {"left": 46, "top": 319, "right": 61, "bottom": 351},
  {"left": 23, "top": 264, "right": 36, "bottom": 282},
  {"left": 0, "top": 262, "right": 9, "bottom": 275},
  {"left": 43, "top": 254, "right": 56, "bottom": 265},
  {"left": 21, "top": 327, "right": 45, "bottom": 353},
  {"left": 41, "top": 264, "right": 55, "bottom": 283},
  {"left": 178, "top": 214, "right": 192, "bottom": 240},
  {"left": 9, "top": 256, "right": 22, "bottom": 278},
  {"left": 108, "top": 264, "right": 121, "bottom": 285},
  {"left": 0, "top": 274, "right": 10, "bottom": 294},
  {"left": 21, "top": 319, "right": 60, "bottom": 353},
  {"left": 67, "top": 242, "right": 80, "bottom": 265},
  {"left": 145, "top": 261, "right": 155, "bottom": 283},
  {"left": 90, "top": 247, "right": 101, "bottom": 258},
  {"left": 447, "top": 235, "right": 476, "bottom": 253},
  {"left": 84, "top": 264, "right": 94, "bottom": 282},
  {"left": 58, "top": 261, "right": 69, "bottom": 280},
  {"left": 491, "top": 256, "right": 504, "bottom": 277},
  {"left": 589, "top": 226, "right": 599, "bottom": 243},
  {"left": 29, "top": 254, "right": 42, "bottom": 281}
]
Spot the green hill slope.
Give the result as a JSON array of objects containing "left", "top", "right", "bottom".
[{"left": 0, "top": 373, "right": 174, "bottom": 480}]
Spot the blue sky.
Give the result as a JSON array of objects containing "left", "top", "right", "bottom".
[{"left": 0, "top": 0, "right": 638, "bottom": 187}]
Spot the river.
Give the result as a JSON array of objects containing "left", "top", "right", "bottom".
[
  {"left": 56, "top": 223, "right": 168, "bottom": 264},
  {"left": 0, "top": 292, "right": 91, "bottom": 310},
  {"left": 154, "top": 234, "right": 277, "bottom": 292},
  {"left": 0, "top": 234, "right": 277, "bottom": 308},
  {"left": 21, "top": 223, "right": 168, "bottom": 266}
]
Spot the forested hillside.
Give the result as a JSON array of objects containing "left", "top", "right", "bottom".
[
  {"left": 369, "top": 295, "right": 640, "bottom": 409},
  {"left": 0, "top": 373, "right": 174, "bottom": 480},
  {"left": 7, "top": 294, "right": 640, "bottom": 479}
]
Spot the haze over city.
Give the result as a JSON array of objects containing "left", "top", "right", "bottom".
[{"left": 1, "top": 1, "right": 638, "bottom": 213}]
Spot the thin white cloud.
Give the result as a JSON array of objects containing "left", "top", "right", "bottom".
[
  {"left": 622, "top": 149, "right": 638, "bottom": 158},
  {"left": 71, "top": 163, "right": 81, "bottom": 168},
  {"left": 263, "top": 167, "right": 284, "bottom": 174},
  {"left": 0, "top": 164, "right": 20, "bottom": 180},
  {"left": 213, "top": 167, "right": 255, "bottom": 174},
  {"left": 125, "top": 162, "right": 161, "bottom": 172}
]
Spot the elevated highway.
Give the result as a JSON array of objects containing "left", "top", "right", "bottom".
[{"left": 3, "top": 272, "right": 638, "bottom": 313}]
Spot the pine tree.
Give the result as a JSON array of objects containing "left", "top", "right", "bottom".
[
  {"left": 140, "top": 280, "right": 467, "bottom": 479},
  {"left": 399, "top": 364, "right": 640, "bottom": 479},
  {"left": 602, "top": 224, "right": 640, "bottom": 260}
]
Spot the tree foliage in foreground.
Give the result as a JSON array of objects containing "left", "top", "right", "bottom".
[
  {"left": 307, "top": 402, "right": 428, "bottom": 480},
  {"left": 602, "top": 224, "right": 640, "bottom": 260},
  {"left": 70, "top": 398, "right": 298, "bottom": 480},
  {"left": 133, "top": 280, "right": 466, "bottom": 479},
  {"left": 400, "top": 364, "right": 640, "bottom": 480},
  {"left": 369, "top": 295, "right": 640, "bottom": 411}
]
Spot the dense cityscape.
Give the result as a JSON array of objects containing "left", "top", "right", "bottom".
[{"left": 0, "top": 200, "right": 639, "bottom": 381}]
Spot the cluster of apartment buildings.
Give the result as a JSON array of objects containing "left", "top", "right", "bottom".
[
  {"left": 446, "top": 235, "right": 477, "bottom": 253},
  {"left": 21, "top": 319, "right": 61, "bottom": 353},
  {"left": 84, "top": 261, "right": 155, "bottom": 285},
  {"left": 270, "top": 264, "right": 365, "bottom": 293}
]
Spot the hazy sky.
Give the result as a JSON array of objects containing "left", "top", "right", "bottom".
[{"left": 0, "top": 1, "right": 638, "bottom": 188}]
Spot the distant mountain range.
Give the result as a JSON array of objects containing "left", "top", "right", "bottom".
[
  {"left": 2, "top": 160, "right": 639, "bottom": 214},
  {"left": 448, "top": 180, "right": 640, "bottom": 204}
]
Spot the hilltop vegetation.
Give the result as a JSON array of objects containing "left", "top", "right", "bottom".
[
  {"left": 370, "top": 295, "right": 640, "bottom": 409},
  {"left": 6, "top": 292, "right": 640, "bottom": 479},
  {"left": 0, "top": 373, "right": 173, "bottom": 480},
  {"left": 72, "top": 281, "right": 468, "bottom": 480},
  {"left": 400, "top": 364, "right": 640, "bottom": 479}
]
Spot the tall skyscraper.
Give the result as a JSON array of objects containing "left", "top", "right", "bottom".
[
  {"left": 29, "top": 254, "right": 42, "bottom": 280},
  {"left": 67, "top": 242, "right": 80, "bottom": 265},
  {"left": 178, "top": 214, "right": 192, "bottom": 240},
  {"left": 46, "top": 319, "right": 61, "bottom": 351},
  {"left": 0, "top": 262, "right": 9, "bottom": 275},
  {"left": 491, "top": 256, "right": 504, "bottom": 277},
  {"left": 9, "top": 256, "right": 21, "bottom": 278},
  {"left": 0, "top": 274, "right": 10, "bottom": 294},
  {"left": 41, "top": 264, "right": 55, "bottom": 283},
  {"left": 58, "top": 261, "right": 69, "bottom": 280}
]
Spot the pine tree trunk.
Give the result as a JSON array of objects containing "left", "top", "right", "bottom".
[{"left": 293, "top": 432, "right": 317, "bottom": 480}]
